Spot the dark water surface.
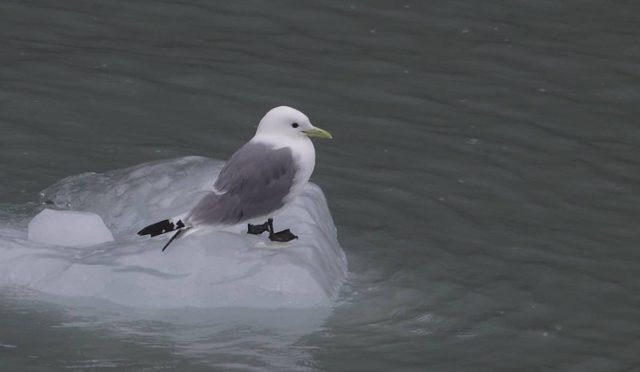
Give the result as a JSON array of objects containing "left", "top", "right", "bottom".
[{"left": 2, "top": 0, "right": 640, "bottom": 370}]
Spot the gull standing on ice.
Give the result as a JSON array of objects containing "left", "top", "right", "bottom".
[{"left": 137, "top": 106, "right": 332, "bottom": 251}]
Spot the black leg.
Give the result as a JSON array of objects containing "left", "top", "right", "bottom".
[
  {"left": 267, "top": 218, "right": 274, "bottom": 234},
  {"left": 162, "top": 228, "right": 185, "bottom": 252}
]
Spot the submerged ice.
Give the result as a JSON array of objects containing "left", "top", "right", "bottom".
[{"left": 0, "top": 157, "right": 347, "bottom": 308}]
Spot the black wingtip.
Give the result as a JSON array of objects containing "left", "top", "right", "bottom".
[
  {"left": 138, "top": 219, "right": 182, "bottom": 237},
  {"left": 162, "top": 228, "right": 187, "bottom": 252}
]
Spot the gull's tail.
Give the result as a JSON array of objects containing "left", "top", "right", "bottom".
[{"left": 137, "top": 215, "right": 191, "bottom": 251}]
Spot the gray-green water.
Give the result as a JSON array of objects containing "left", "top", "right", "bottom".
[{"left": 2, "top": 0, "right": 640, "bottom": 370}]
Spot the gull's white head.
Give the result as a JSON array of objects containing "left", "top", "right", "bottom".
[{"left": 255, "top": 106, "right": 332, "bottom": 140}]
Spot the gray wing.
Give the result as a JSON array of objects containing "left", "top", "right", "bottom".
[{"left": 187, "top": 142, "right": 296, "bottom": 226}]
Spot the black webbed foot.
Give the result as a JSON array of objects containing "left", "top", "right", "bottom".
[
  {"left": 248, "top": 221, "right": 270, "bottom": 234},
  {"left": 248, "top": 218, "right": 273, "bottom": 235},
  {"left": 248, "top": 219, "right": 298, "bottom": 242},
  {"left": 269, "top": 229, "right": 298, "bottom": 242}
]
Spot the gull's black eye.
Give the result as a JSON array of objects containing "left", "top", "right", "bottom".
[{"left": 291, "top": 123, "right": 299, "bottom": 128}]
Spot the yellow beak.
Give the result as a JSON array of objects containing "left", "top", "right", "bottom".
[{"left": 304, "top": 126, "right": 333, "bottom": 139}]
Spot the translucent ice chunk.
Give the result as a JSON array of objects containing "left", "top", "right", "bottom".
[
  {"left": 28, "top": 209, "right": 114, "bottom": 247},
  {"left": 0, "top": 157, "right": 347, "bottom": 309}
]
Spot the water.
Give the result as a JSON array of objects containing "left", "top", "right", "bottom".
[{"left": 2, "top": 0, "right": 640, "bottom": 370}]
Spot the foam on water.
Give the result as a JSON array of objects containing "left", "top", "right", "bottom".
[{"left": 0, "top": 157, "right": 348, "bottom": 309}]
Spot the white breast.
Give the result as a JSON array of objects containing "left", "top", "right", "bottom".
[{"left": 252, "top": 134, "right": 316, "bottom": 206}]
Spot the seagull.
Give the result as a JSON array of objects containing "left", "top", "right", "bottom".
[{"left": 137, "top": 106, "right": 332, "bottom": 251}]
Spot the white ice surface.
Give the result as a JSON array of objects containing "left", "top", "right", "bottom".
[
  {"left": 28, "top": 209, "right": 114, "bottom": 247},
  {"left": 0, "top": 157, "right": 347, "bottom": 309}
]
